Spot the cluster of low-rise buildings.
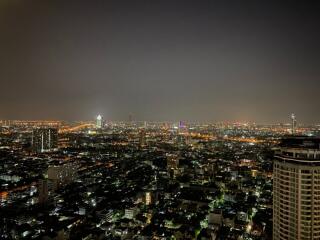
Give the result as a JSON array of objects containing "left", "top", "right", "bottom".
[{"left": 0, "top": 120, "right": 319, "bottom": 239}]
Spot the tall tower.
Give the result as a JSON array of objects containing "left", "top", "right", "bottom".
[
  {"left": 273, "top": 136, "right": 320, "bottom": 240},
  {"left": 291, "top": 113, "right": 297, "bottom": 134},
  {"left": 96, "top": 115, "right": 103, "bottom": 129}
]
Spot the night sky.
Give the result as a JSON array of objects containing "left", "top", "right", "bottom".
[{"left": 1, "top": 0, "right": 319, "bottom": 123}]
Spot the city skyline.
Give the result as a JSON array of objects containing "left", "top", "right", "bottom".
[
  {"left": 1, "top": 1, "right": 320, "bottom": 123},
  {"left": 0, "top": 113, "right": 316, "bottom": 126},
  {"left": 1, "top": 1, "right": 320, "bottom": 239}
]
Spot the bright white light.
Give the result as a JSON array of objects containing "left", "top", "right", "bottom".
[{"left": 97, "top": 115, "right": 102, "bottom": 120}]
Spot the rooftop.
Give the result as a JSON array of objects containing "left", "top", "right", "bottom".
[{"left": 279, "top": 136, "right": 320, "bottom": 150}]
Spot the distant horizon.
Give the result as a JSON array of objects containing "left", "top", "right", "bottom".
[{"left": 1, "top": 117, "right": 319, "bottom": 126}]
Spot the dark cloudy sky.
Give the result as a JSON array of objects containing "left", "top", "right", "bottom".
[{"left": 0, "top": 0, "right": 319, "bottom": 123}]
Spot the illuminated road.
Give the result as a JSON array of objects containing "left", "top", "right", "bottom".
[{"left": 59, "top": 123, "right": 95, "bottom": 133}]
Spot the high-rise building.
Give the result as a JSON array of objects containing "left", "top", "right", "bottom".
[
  {"left": 273, "top": 136, "right": 320, "bottom": 240},
  {"left": 167, "top": 154, "right": 179, "bottom": 170},
  {"left": 139, "top": 129, "right": 146, "bottom": 148},
  {"left": 37, "top": 179, "right": 55, "bottom": 204},
  {"left": 96, "top": 115, "right": 103, "bottom": 129},
  {"left": 167, "top": 153, "right": 180, "bottom": 179},
  {"left": 38, "top": 179, "right": 49, "bottom": 204},
  {"left": 32, "top": 128, "right": 58, "bottom": 153},
  {"left": 291, "top": 113, "right": 297, "bottom": 134},
  {"left": 47, "top": 163, "right": 77, "bottom": 190},
  {"left": 145, "top": 192, "right": 152, "bottom": 206}
]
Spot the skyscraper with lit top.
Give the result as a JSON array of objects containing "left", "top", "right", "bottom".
[{"left": 96, "top": 115, "right": 103, "bottom": 129}]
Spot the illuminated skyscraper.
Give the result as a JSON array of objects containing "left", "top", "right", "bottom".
[
  {"left": 145, "top": 192, "right": 152, "bottom": 205},
  {"left": 291, "top": 113, "right": 297, "bottom": 134},
  {"left": 96, "top": 115, "right": 103, "bottom": 129},
  {"left": 273, "top": 136, "right": 320, "bottom": 240},
  {"left": 32, "top": 128, "right": 58, "bottom": 153}
]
